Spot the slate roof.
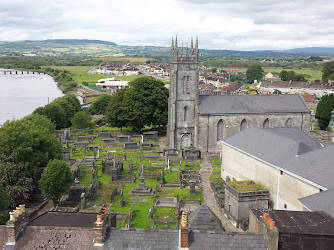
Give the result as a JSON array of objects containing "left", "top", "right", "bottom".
[
  {"left": 189, "top": 231, "right": 267, "bottom": 250},
  {"left": 299, "top": 189, "right": 334, "bottom": 218},
  {"left": 188, "top": 204, "right": 224, "bottom": 231},
  {"left": 223, "top": 127, "right": 321, "bottom": 167},
  {"left": 281, "top": 144, "right": 334, "bottom": 189},
  {"left": 198, "top": 94, "right": 309, "bottom": 115},
  {"left": 265, "top": 210, "right": 334, "bottom": 236},
  {"left": 13, "top": 226, "right": 94, "bottom": 250},
  {"left": 104, "top": 228, "right": 179, "bottom": 250},
  {"left": 28, "top": 211, "right": 97, "bottom": 227}
]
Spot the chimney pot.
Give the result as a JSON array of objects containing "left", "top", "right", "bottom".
[
  {"left": 97, "top": 214, "right": 103, "bottom": 223},
  {"left": 19, "top": 205, "right": 25, "bottom": 214},
  {"left": 9, "top": 211, "right": 15, "bottom": 221},
  {"left": 16, "top": 207, "right": 21, "bottom": 216}
]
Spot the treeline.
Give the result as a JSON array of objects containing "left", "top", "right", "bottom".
[
  {"left": 34, "top": 94, "right": 82, "bottom": 129},
  {"left": 44, "top": 68, "right": 77, "bottom": 90},
  {"left": 0, "top": 55, "right": 101, "bottom": 70}
]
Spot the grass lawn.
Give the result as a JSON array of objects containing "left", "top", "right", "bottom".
[{"left": 42, "top": 65, "right": 145, "bottom": 84}]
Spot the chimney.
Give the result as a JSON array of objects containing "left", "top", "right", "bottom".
[
  {"left": 180, "top": 211, "right": 189, "bottom": 249},
  {"left": 93, "top": 206, "right": 110, "bottom": 246},
  {"left": 6, "top": 204, "right": 27, "bottom": 246}
]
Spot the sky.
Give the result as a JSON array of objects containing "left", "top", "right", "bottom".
[{"left": 1, "top": 0, "right": 334, "bottom": 51}]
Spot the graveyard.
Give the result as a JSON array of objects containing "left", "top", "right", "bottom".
[{"left": 57, "top": 128, "right": 204, "bottom": 229}]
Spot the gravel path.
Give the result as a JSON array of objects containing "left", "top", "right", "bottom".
[{"left": 200, "top": 156, "right": 243, "bottom": 232}]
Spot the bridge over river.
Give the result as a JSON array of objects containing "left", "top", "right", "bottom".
[{"left": 0, "top": 70, "right": 45, "bottom": 75}]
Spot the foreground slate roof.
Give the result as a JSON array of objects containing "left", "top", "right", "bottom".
[
  {"left": 104, "top": 228, "right": 266, "bottom": 250},
  {"left": 0, "top": 211, "right": 267, "bottom": 250},
  {"left": 198, "top": 94, "right": 309, "bottom": 115},
  {"left": 299, "top": 188, "right": 334, "bottom": 218},
  {"left": 223, "top": 127, "right": 321, "bottom": 167}
]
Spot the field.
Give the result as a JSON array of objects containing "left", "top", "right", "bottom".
[
  {"left": 222, "top": 66, "right": 322, "bottom": 81},
  {"left": 42, "top": 65, "right": 145, "bottom": 84},
  {"left": 95, "top": 57, "right": 153, "bottom": 63}
]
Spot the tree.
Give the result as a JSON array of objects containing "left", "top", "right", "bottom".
[
  {"left": 106, "top": 76, "right": 169, "bottom": 130},
  {"left": 315, "top": 94, "right": 334, "bottom": 130},
  {"left": 211, "top": 67, "right": 218, "bottom": 73},
  {"left": 246, "top": 64, "right": 263, "bottom": 83},
  {"left": 71, "top": 111, "right": 94, "bottom": 129},
  {"left": 0, "top": 161, "right": 33, "bottom": 210},
  {"left": 88, "top": 94, "right": 112, "bottom": 115},
  {"left": 322, "top": 61, "right": 334, "bottom": 82},
  {"left": 273, "top": 89, "right": 282, "bottom": 94},
  {"left": 0, "top": 185, "right": 9, "bottom": 224},
  {"left": 39, "top": 160, "right": 73, "bottom": 206},
  {"left": 279, "top": 70, "right": 306, "bottom": 82},
  {"left": 33, "top": 94, "right": 81, "bottom": 129},
  {"left": 0, "top": 114, "right": 61, "bottom": 178},
  {"left": 106, "top": 88, "right": 127, "bottom": 128}
]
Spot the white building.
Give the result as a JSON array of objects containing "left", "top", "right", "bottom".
[
  {"left": 221, "top": 127, "right": 334, "bottom": 215},
  {"left": 95, "top": 78, "right": 129, "bottom": 93}
]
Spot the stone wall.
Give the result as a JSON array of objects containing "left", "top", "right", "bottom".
[
  {"left": 198, "top": 112, "right": 310, "bottom": 152},
  {"left": 221, "top": 143, "right": 320, "bottom": 211}
]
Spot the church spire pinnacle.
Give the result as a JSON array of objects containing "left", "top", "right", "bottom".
[{"left": 172, "top": 36, "right": 174, "bottom": 49}]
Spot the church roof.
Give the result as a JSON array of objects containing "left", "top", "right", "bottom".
[
  {"left": 198, "top": 94, "right": 309, "bottom": 115},
  {"left": 188, "top": 204, "right": 224, "bottom": 231}
]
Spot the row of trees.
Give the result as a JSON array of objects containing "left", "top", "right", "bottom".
[{"left": 44, "top": 68, "right": 78, "bottom": 90}]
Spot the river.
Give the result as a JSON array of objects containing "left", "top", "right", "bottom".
[{"left": 0, "top": 69, "right": 64, "bottom": 125}]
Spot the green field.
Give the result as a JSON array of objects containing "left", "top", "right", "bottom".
[
  {"left": 42, "top": 65, "right": 145, "bottom": 84},
  {"left": 230, "top": 66, "right": 322, "bottom": 81}
]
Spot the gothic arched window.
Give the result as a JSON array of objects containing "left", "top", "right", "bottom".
[
  {"left": 217, "top": 119, "right": 224, "bottom": 141},
  {"left": 184, "top": 106, "right": 188, "bottom": 121},
  {"left": 240, "top": 119, "right": 247, "bottom": 131},
  {"left": 263, "top": 118, "right": 270, "bottom": 128},
  {"left": 285, "top": 118, "right": 294, "bottom": 127}
]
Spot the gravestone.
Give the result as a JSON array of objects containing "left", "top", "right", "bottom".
[
  {"left": 103, "top": 138, "right": 115, "bottom": 145},
  {"left": 189, "top": 180, "right": 196, "bottom": 194},
  {"left": 100, "top": 131, "right": 111, "bottom": 139},
  {"left": 66, "top": 184, "right": 86, "bottom": 203},
  {"left": 124, "top": 142, "right": 138, "bottom": 150},
  {"left": 183, "top": 145, "right": 201, "bottom": 160},
  {"left": 61, "top": 148, "right": 70, "bottom": 161},
  {"left": 117, "top": 135, "right": 131, "bottom": 143},
  {"left": 142, "top": 131, "right": 158, "bottom": 141},
  {"left": 80, "top": 193, "right": 86, "bottom": 209},
  {"left": 131, "top": 167, "right": 153, "bottom": 195}
]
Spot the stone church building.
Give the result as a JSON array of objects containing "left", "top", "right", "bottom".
[{"left": 167, "top": 37, "right": 311, "bottom": 152}]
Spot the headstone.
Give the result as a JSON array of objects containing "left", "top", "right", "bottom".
[
  {"left": 160, "top": 170, "right": 164, "bottom": 185},
  {"left": 61, "top": 148, "right": 70, "bottom": 161},
  {"left": 124, "top": 152, "right": 127, "bottom": 161},
  {"left": 120, "top": 188, "right": 124, "bottom": 207},
  {"left": 124, "top": 142, "right": 138, "bottom": 149},
  {"left": 100, "top": 131, "right": 111, "bottom": 139},
  {"left": 189, "top": 180, "right": 196, "bottom": 194},
  {"left": 66, "top": 185, "right": 86, "bottom": 203},
  {"left": 130, "top": 166, "right": 153, "bottom": 195},
  {"left": 80, "top": 193, "right": 86, "bottom": 209}
]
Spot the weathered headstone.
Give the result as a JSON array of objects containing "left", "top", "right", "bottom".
[
  {"left": 189, "top": 180, "right": 196, "bottom": 194},
  {"left": 80, "top": 193, "right": 86, "bottom": 209}
]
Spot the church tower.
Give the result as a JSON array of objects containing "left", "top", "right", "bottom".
[{"left": 167, "top": 36, "right": 199, "bottom": 150}]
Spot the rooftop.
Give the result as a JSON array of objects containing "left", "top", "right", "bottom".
[
  {"left": 299, "top": 188, "right": 334, "bottom": 218},
  {"left": 198, "top": 94, "right": 309, "bottom": 115}
]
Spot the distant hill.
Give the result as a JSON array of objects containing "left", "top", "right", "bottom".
[
  {"left": 0, "top": 39, "right": 334, "bottom": 57},
  {"left": 281, "top": 47, "right": 334, "bottom": 56}
]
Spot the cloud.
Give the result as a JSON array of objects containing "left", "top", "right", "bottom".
[{"left": 0, "top": 0, "right": 333, "bottom": 50}]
